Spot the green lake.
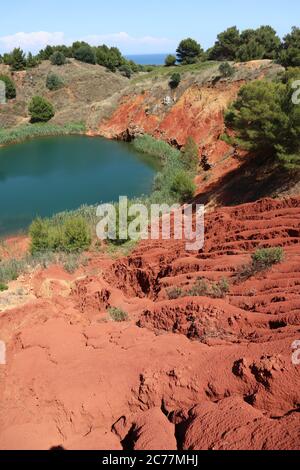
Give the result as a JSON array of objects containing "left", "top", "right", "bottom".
[{"left": 0, "top": 135, "right": 159, "bottom": 236}]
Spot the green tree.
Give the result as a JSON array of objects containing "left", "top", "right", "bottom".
[
  {"left": 46, "top": 72, "right": 64, "bottom": 91},
  {"left": 28, "top": 96, "right": 55, "bottom": 123},
  {"left": 170, "top": 170, "right": 196, "bottom": 203},
  {"left": 209, "top": 26, "right": 240, "bottom": 61},
  {"left": 169, "top": 72, "right": 181, "bottom": 89},
  {"left": 2, "top": 53, "right": 13, "bottom": 65},
  {"left": 255, "top": 26, "right": 281, "bottom": 59},
  {"left": 236, "top": 39, "right": 265, "bottom": 62},
  {"left": 50, "top": 51, "right": 66, "bottom": 66},
  {"left": 26, "top": 52, "right": 39, "bottom": 68},
  {"left": 38, "top": 45, "right": 55, "bottom": 60},
  {"left": 176, "top": 38, "right": 203, "bottom": 64},
  {"left": 181, "top": 137, "right": 199, "bottom": 172},
  {"left": 74, "top": 45, "right": 96, "bottom": 64},
  {"left": 225, "top": 80, "right": 300, "bottom": 168},
  {"left": 280, "top": 26, "right": 300, "bottom": 67},
  {"left": 0, "top": 75, "right": 16, "bottom": 99},
  {"left": 165, "top": 54, "right": 177, "bottom": 67},
  {"left": 10, "top": 48, "right": 26, "bottom": 71}
]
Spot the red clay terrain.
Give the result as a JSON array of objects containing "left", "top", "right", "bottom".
[{"left": 0, "top": 196, "right": 300, "bottom": 450}]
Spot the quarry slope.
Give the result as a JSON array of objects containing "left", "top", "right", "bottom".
[{"left": 0, "top": 196, "right": 299, "bottom": 450}]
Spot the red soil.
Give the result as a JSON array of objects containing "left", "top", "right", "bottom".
[{"left": 0, "top": 196, "right": 299, "bottom": 450}]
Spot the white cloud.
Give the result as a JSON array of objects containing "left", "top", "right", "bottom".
[
  {"left": 0, "top": 31, "right": 66, "bottom": 53},
  {"left": 0, "top": 31, "right": 175, "bottom": 54}
]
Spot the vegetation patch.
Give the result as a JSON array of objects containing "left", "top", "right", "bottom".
[
  {"left": 0, "top": 122, "right": 86, "bottom": 146},
  {"left": 108, "top": 307, "right": 129, "bottom": 322},
  {"left": 29, "top": 215, "right": 91, "bottom": 255},
  {"left": 237, "top": 247, "right": 284, "bottom": 281}
]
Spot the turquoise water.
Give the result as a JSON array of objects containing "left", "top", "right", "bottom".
[{"left": 0, "top": 135, "right": 159, "bottom": 236}]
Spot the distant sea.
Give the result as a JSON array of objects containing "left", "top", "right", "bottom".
[{"left": 125, "top": 53, "right": 172, "bottom": 66}]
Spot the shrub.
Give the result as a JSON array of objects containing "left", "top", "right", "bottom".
[
  {"left": 28, "top": 96, "right": 55, "bottom": 122},
  {"left": 170, "top": 170, "right": 196, "bottom": 203},
  {"left": 119, "top": 64, "right": 132, "bottom": 78},
  {"left": 0, "top": 74, "right": 16, "bottom": 99},
  {"left": 50, "top": 51, "right": 66, "bottom": 66},
  {"left": 46, "top": 72, "right": 64, "bottom": 91},
  {"left": 169, "top": 73, "right": 181, "bottom": 89},
  {"left": 167, "top": 287, "right": 183, "bottom": 300},
  {"left": 74, "top": 45, "right": 96, "bottom": 64},
  {"left": 165, "top": 54, "right": 177, "bottom": 67},
  {"left": 181, "top": 137, "right": 199, "bottom": 172},
  {"left": 63, "top": 216, "right": 91, "bottom": 253},
  {"left": 251, "top": 247, "right": 284, "bottom": 271},
  {"left": 188, "top": 278, "right": 230, "bottom": 298},
  {"left": 0, "top": 283, "right": 8, "bottom": 292},
  {"left": 0, "top": 258, "right": 27, "bottom": 283},
  {"left": 29, "top": 218, "right": 51, "bottom": 254},
  {"left": 219, "top": 62, "right": 235, "bottom": 78},
  {"left": 29, "top": 215, "right": 91, "bottom": 254},
  {"left": 108, "top": 307, "right": 129, "bottom": 322}
]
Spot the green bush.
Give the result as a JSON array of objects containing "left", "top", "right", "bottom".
[
  {"left": 165, "top": 54, "right": 177, "bottom": 67},
  {"left": 28, "top": 96, "right": 55, "bottom": 123},
  {"left": 169, "top": 72, "right": 181, "bottom": 89},
  {"left": 181, "top": 137, "right": 199, "bottom": 172},
  {"left": 119, "top": 64, "right": 132, "bottom": 78},
  {"left": 46, "top": 72, "right": 64, "bottom": 91},
  {"left": 0, "top": 74, "right": 16, "bottom": 99},
  {"left": 219, "top": 62, "right": 235, "bottom": 78},
  {"left": 108, "top": 307, "right": 129, "bottom": 322},
  {"left": 170, "top": 170, "right": 196, "bottom": 203},
  {"left": 63, "top": 216, "right": 91, "bottom": 253},
  {"left": 252, "top": 247, "right": 284, "bottom": 270},
  {"left": 50, "top": 51, "right": 66, "bottom": 66},
  {"left": 29, "top": 215, "right": 91, "bottom": 254},
  {"left": 0, "top": 283, "right": 8, "bottom": 292}
]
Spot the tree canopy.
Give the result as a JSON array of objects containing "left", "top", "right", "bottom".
[
  {"left": 28, "top": 96, "right": 55, "bottom": 123},
  {"left": 225, "top": 79, "right": 300, "bottom": 169},
  {"left": 176, "top": 38, "right": 204, "bottom": 64}
]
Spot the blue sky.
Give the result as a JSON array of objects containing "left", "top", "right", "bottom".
[{"left": 0, "top": 0, "right": 299, "bottom": 54}]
